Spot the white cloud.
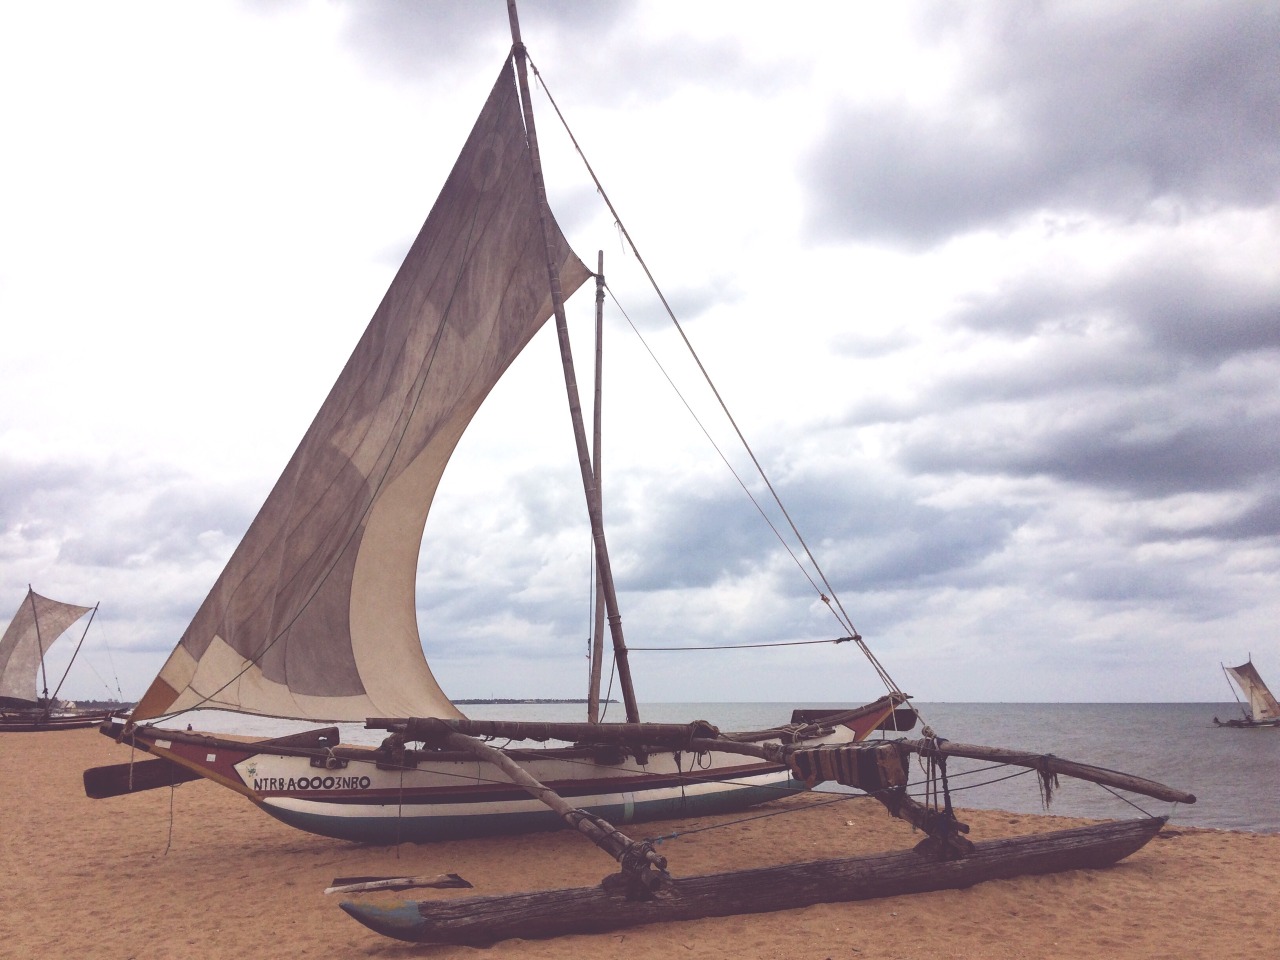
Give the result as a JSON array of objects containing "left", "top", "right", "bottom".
[{"left": 2, "top": 0, "right": 1277, "bottom": 707}]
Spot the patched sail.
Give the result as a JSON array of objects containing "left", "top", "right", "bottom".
[
  {"left": 0, "top": 589, "right": 93, "bottom": 704},
  {"left": 133, "top": 58, "right": 590, "bottom": 723},
  {"left": 1225, "top": 661, "right": 1280, "bottom": 722}
]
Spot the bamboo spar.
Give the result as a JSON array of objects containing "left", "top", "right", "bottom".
[
  {"left": 27, "top": 587, "right": 49, "bottom": 700},
  {"left": 588, "top": 250, "right": 606, "bottom": 723},
  {"left": 681, "top": 736, "right": 1195, "bottom": 805},
  {"left": 506, "top": 0, "right": 640, "bottom": 723},
  {"left": 436, "top": 729, "right": 669, "bottom": 889},
  {"left": 896, "top": 739, "right": 1197, "bottom": 805}
]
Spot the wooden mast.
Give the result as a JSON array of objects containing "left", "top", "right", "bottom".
[
  {"left": 26, "top": 586, "right": 50, "bottom": 702},
  {"left": 588, "top": 251, "right": 606, "bottom": 723},
  {"left": 506, "top": 0, "right": 639, "bottom": 722}
]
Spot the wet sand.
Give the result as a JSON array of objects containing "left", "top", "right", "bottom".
[{"left": 3, "top": 728, "right": 1276, "bottom": 959}]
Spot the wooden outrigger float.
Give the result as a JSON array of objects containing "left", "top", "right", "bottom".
[
  {"left": 339, "top": 727, "right": 1193, "bottom": 945},
  {"left": 342, "top": 819, "right": 1169, "bottom": 945}
]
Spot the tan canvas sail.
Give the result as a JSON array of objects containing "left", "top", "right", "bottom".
[
  {"left": 1224, "top": 661, "right": 1280, "bottom": 721},
  {"left": 0, "top": 589, "right": 94, "bottom": 704},
  {"left": 132, "top": 58, "right": 590, "bottom": 724}
]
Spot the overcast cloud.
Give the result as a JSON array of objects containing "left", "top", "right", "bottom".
[{"left": 1, "top": 0, "right": 1276, "bottom": 708}]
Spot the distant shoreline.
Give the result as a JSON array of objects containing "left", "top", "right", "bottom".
[{"left": 453, "top": 698, "right": 616, "bottom": 705}]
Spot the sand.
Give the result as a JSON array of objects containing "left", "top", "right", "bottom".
[{"left": 2, "top": 728, "right": 1276, "bottom": 960}]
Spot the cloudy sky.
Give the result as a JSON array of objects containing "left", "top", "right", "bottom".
[{"left": 2, "top": 0, "right": 1276, "bottom": 710}]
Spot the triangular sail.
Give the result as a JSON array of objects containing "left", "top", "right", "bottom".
[
  {"left": 1225, "top": 661, "right": 1280, "bottom": 721},
  {"left": 132, "top": 58, "right": 590, "bottom": 723},
  {"left": 0, "top": 589, "right": 93, "bottom": 705}
]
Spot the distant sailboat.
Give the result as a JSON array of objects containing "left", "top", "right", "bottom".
[
  {"left": 0, "top": 587, "right": 112, "bottom": 731},
  {"left": 82, "top": 0, "right": 1196, "bottom": 941},
  {"left": 1214, "top": 658, "right": 1280, "bottom": 728}
]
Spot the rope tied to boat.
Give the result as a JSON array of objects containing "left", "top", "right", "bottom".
[
  {"left": 1036, "top": 754, "right": 1060, "bottom": 809},
  {"left": 565, "top": 808, "right": 670, "bottom": 896},
  {"left": 915, "top": 732, "right": 970, "bottom": 860},
  {"left": 322, "top": 745, "right": 344, "bottom": 770}
]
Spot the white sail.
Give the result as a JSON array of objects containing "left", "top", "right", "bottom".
[
  {"left": 0, "top": 589, "right": 94, "bottom": 704},
  {"left": 1224, "top": 661, "right": 1280, "bottom": 722},
  {"left": 133, "top": 59, "right": 590, "bottom": 723}
]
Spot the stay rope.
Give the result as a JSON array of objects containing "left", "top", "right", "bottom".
[{"left": 528, "top": 55, "right": 904, "bottom": 702}]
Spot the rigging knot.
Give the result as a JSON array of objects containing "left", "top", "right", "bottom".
[
  {"left": 1035, "top": 754, "right": 1060, "bottom": 809},
  {"left": 619, "top": 838, "right": 668, "bottom": 876},
  {"left": 378, "top": 733, "right": 407, "bottom": 765}
]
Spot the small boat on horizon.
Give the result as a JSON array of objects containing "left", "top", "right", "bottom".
[
  {"left": 1214, "top": 657, "right": 1280, "bottom": 729},
  {"left": 0, "top": 587, "right": 116, "bottom": 732}
]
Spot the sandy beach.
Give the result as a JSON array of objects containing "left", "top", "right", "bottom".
[{"left": 3, "top": 728, "right": 1276, "bottom": 960}]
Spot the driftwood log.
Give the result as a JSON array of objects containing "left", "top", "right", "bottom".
[{"left": 341, "top": 816, "right": 1167, "bottom": 945}]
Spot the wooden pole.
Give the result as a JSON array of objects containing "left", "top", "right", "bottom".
[
  {"left": 505, "top": 0, "right": 640, "bottom": 723},
  {"left": 380, "top": 716, "right": 718, "bottom": 748},
  {"left": 895, "top": 739, "right": 1196, "bottom": 805},
  {"left": 679, "top": 734, "right": 1196, "bottom": 806},
  {"left": 588, "top": 251, "right": 606, "bottom": 723},
  {"left": 27, "top": 586, "right": 50, "bottom": 701},
  {"left": 324, "top": 874, "right": 471, "bottom": 895},
  {"left": 436, "top": 729, "right": 668, "bottom": 888}
]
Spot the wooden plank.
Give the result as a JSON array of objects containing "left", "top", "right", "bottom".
[
  {"left": 325, "top": 874, "right": 472, "bottom": 895},
  {"left": 369, "top": 717, "right": 721, "bottom": 746},
  {"left": 84, "top": 724, "right": 346, "bottom": 798},
  {"left": 83, "top": 756, "right": 203, "bottom": 798},
  {"left": 340, "top": 817, "right": 1167, "bottom": 945}
]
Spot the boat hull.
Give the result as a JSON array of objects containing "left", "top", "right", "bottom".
[
  {"left": 1213, "top": 716, "right": 1280, "bottom": 728},
  {"left": 261, "top": 765, "right": 800, "bottom": 844},
  {"left": 101, "top": 707, "right": 886, "bottom": 844},
  {"left": 1, "top": 709, "right": 115, "bottom": 732}
]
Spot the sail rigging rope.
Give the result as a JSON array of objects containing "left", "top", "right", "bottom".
[
  {"left": 49, "top": 602, "right": 99, "bottom": 704},
  {"left": 600, "top": 289, "right": 847, "bottom": 615},
  {"left": 629, "top": 637, "right": 854, "bottom": 652},
  {"left": 527, "top": 55, "right": 905, "bottom": 701}
]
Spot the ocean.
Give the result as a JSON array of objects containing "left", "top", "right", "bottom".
[{"left": 182, "top": 701, "right": 1279, "bottom": 834}]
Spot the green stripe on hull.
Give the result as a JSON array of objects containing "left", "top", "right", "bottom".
[{"left": 261, "top": 780, "right": 805, "bottom": 844}]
